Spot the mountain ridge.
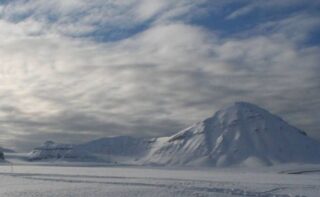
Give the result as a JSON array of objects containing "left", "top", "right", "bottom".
[{"left": 26, "top": 102, "right": 320, "bottom": 167}]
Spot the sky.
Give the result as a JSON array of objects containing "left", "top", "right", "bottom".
[{"left": 0, "top": 0, "right": 319, "bottom": 151}]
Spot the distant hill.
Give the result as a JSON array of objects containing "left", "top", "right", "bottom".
[
  {"left": 0, "top": 151, "right": 4, "bottom": 161},
  {"left": 27, "top": 141, "right": 102, "bottom": 162},
  {"left": 75, "top": 136, "right": 150, "bottom": 156},
  {"left": 0, "top": 147, "right": 15, "bottom": 153}
]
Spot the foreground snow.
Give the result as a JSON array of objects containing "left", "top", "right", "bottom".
[{"left": 0, "top": 164, "right": 319, "bottom": 196}]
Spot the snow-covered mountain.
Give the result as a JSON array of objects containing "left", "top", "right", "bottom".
[
  {"left": 75, "top": 136, "right": 152, "bottom": 163},
  {"left": 76, "top": 136, "right": 150, "bottom": 156},
  {"left": 141, "top": 102, "right": 320, "bottom": 167},
  {"left": 28, "top": 141, "right": 100, "bottom": 162},
  {"left": 0, "top": 151, "right": 4, "bottom": 161},
  {"left": 0, "top": 147, "right": 14, "bottom": 162},
  {"left": 0, "top": 147, "right": 15, "bottom": 153},
  {"left": 26, "top": 102, "right": 320, "bottom": 167}
]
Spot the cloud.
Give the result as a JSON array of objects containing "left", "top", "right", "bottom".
[
  {"left": 226, "top": 0, "right": 319, "bottom": 20},
  {"left": 135, "top": 0, "right": 170, "bottom": 21},
  {"left": 0, "top": 0, "right": 210, "bottom": 39},
  {"left": 254, "top": 14, "right": 320, "bottom": 44},
  {"left": 0, "top": 0, "right": 319, "bottom": 151}
]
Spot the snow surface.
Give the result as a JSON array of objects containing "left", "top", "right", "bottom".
[
  {"left": 0, "top": 164, "right": 320, "bottom": 197},
  {"left": 142, "top": 102, "right": 320, "bottom": 167}
]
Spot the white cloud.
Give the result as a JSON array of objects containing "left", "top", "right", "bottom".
[
  {"left": 135, "top": 0, "right": 169, "bottom": 21},
  {"left": 226, "top": 5, "right": 254, "bottom": 20},
  {"left": 0, "top": 0, "right": 320, "bottom": 150},
  {"left": 256, "top": 14, "right": 320, "bottom": 43},
  {"left": 0, "top": 0, "right": 209, "bottom": 38},
  {"left": 226, "top": 0, "right": 319, "bottom": 20}
]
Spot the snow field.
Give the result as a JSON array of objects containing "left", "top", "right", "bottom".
[{"left": 0, "top": 165, "right": 319, "bottom": 197}]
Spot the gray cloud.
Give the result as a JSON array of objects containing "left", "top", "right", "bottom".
[{"left": 0, "top": 0, "right": 319, "bottom": 151}]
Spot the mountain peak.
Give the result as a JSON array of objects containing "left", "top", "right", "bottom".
[
  {"left": 233, "top": 101, "right": 262, "bottom": 109},
  {"left": 221, "top": 101, "right": 267, "bottom": 113},
  {"left": 206, "top": 101, "right": 271, "bottom": 128},
  {"left": 143, "top": 102, "right": 320, "bottom": 167}
]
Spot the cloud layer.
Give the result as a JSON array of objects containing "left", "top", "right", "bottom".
[{"left": 0, "top": 0, "right": 319, "bottom": 151}]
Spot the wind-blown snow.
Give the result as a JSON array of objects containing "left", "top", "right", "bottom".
[{"left": 142, "top": 102, "right": 320, "bottom": 167}]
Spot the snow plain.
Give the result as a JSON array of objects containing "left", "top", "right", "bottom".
[{"left": 0, "top": 163, "right": 320, "bottom": 197}]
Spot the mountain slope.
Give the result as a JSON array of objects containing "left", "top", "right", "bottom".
[
  {"left": 0, "top": 147, "right": 15, "bottom": 153},
  {"left": 75, "top": 136, "right": 152, "bottom": 163},
  {"left": 142, "top": 102, "right": 320, "bottom": 167},
  {"left": 76, "top": 136, "right": 150, "bottom": 156},
  {"left": 28, "top": 141, "right": 100, "bottom": 162},
  {"left": 0, "top": 151, "right": 4, "bottom": 161}
]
